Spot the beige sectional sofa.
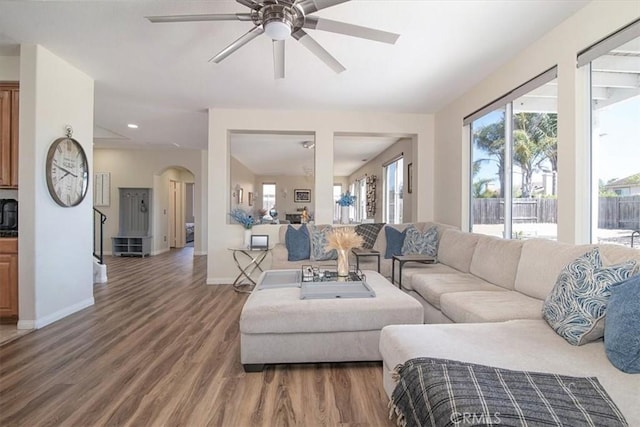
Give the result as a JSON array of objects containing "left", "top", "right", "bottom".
[{"left": 266, "top": 221, "right": 640, "bottom": 423}]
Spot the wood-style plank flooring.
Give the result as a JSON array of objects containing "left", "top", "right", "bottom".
[{"left": 0, "top": 248, "right": 394, "bottom": 426}]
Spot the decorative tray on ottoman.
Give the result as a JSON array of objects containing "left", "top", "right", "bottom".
[{"left": 299, "top": 266, "right": 376, "bottom": 300}]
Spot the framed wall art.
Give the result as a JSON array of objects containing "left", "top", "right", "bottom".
[{"left": 294, "top": 189, "right": 311, "bottom": 203}]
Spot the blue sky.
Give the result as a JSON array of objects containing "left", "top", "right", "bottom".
[{"left": 597, "top": 95, "right": 640, "bottom": 182}]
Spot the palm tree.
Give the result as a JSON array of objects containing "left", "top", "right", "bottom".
[
  {"left": 473, "top": 116, "right": 506, "bottom": 197},
  {"left": 474, "top": 112, "right": 558, "bottom": 198},
  {"left": 512, "top": 112, "right": 557, "bottom": 197}
]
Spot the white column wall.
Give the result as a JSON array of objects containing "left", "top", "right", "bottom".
[
  {"left": 433, "top": 1, "right": 639, "bottom": 244},
  {"left": 207, "top": 108, "right": 433, "bottom": 284},
  {"left": 18, "top": 44, "right": 95, "bottom": 329}
]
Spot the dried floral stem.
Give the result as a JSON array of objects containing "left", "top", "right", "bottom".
[{"left": 325, "top": 227, "right": 364, "bottom": 251}]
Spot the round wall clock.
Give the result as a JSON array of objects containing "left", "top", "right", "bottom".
[{"left": 45, "top": 135, "right": 89, "bottom": 207}]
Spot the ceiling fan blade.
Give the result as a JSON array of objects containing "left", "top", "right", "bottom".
[
  {"left": 296, "top": 0, "right": 350, "bottom": 15},
  {"left": 209, "top": 26, "right": 265, "bottom": 63},
  {"left": 273, "top": 40, "right": 285, "bottom": 79},
  {"left": 236, "top": 0, "right": 261, "bottom": 11},
  {"left": 146, "top": 13, "right": 252, "bottom": 23},
  {"left": 292, "top": 29, "right": 345, "bottom": 74},
  {"left": 303, "top": 16, "right": 399, "bottom": 44}
]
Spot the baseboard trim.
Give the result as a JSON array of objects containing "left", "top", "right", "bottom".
[
  {"left": 34, "top": 297, "right": 95, "bottom": 329},
  {"left": 17, "top": 320, "right": 35, "bottom": 330},
  {"left": 151, "top": 248, "right": 170, "bottom": 256},
  {"left": 194, "top": 251, "right": 207, "bottom": 256},
  {"left": 206, "top": 277, "right": 234, "bottom": 285}
]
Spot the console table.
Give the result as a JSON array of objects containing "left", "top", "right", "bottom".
[{"left": 391, "top": 254, "right": 436, "bottom": 289}]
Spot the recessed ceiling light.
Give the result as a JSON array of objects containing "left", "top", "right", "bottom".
[{"left": 127, "top": 123, "right": 139, "bottom": 129}]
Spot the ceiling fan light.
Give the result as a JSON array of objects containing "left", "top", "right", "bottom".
[{"left": 264, "top": 20, "right": 291, "bottom": 41}]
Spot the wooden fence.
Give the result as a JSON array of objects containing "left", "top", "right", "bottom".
[
  {"left": 598, "top": 196, "right": 640, "bottom": 229},
  {"left": 472, "top": 196, "right": 640, "bottom": 229}
]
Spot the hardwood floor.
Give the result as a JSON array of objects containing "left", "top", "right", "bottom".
[{"left": 0, "top": 248, "right": 394, "bottom": 426}]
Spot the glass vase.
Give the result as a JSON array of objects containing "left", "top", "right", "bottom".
[
  {"left": 337, "top": 248, "right": 349, "bottom": 277},
  {"left": 244, "top": 228, "right": 252, "bottom": 249},
  {"left": 340, "top": 206, "right": 350, "bottom": 224}
]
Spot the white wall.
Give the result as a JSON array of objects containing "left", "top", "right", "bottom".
[
  {"left": 433, "top": 1, "right": 639, "bottom": 244},
  {"left": 93, "top": 148, "right": 207, "bottom": 255},
  {"left": 207, "top": 108, "right": 433, "bottom": 283},
  {"left": 0, "top": 55, "right": 20, "bottom": 80},
  {"left": 230, "top": 156, "right": 256, "bottom": 212},
  {"left": 348, "top": 137, "right": 415, "bottom": 223},
  {"left": 18, "top": 44, "right": 94, "bottom": 329}
]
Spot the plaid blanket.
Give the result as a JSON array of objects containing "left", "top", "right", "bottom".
[{"left": 390, "top": 358, "right": 627, "bottom": 427}]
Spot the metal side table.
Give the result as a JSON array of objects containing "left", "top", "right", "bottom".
[
  {"left": 228, "top": 247, "right": 271, "bottom": 293},
  {"left": 351, "top": 248, "right": 381, "bottom": 273},
  {"left": 391, "top": 254, "right": 436, "bottom": 289}
]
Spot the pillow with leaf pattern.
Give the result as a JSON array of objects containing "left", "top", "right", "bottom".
[{"left": 542, "top": 248, "right": 637, "bottom": 346}]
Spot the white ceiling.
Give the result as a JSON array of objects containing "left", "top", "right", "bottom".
[
  {"left": 0, "top": 0, "right": 589, "bottom": 155},
  {"left": 230, "top": 132, "right": 401, "bottom": 177}
]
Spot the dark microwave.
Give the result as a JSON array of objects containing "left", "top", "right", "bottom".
[{"left": 0, "top": 199, "right": 18, "bottom": 230}]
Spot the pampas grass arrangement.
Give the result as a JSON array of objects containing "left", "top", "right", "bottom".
[
  {"left": 326, "top": 227, "right": 364, "bottom": 252},
  {"left": 326, "top": 227, "right": 364, "bottom": 277}
]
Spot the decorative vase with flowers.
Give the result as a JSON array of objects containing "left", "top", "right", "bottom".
[
  {"left": 337, "top": 192, "right": 356, "bottom": 224},
  {"left": 228, "top": 208, "right": 254, "bottom": 248},
  {"left": 326, "top": 227, "right": 364, "bottom": 277}
]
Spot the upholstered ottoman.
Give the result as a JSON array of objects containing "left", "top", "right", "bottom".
[{"left": 240, "top": 270, "right": 424, "bottom": 371}]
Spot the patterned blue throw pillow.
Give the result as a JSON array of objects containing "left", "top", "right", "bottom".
[
  {"left": 605, "top": 273, "right": 640, "bottom": 373},
  {"left": 309, "top": 224, "right": 337, "bottom": 261},
  {"left": 285, "top": 224, "right": 310, "bottom": 261},
  {"left": 401, "top": 225, "right": 438, "bottom": 256},
  {"left": 542, "top": 248, "right": 637, "bottom": 346}
]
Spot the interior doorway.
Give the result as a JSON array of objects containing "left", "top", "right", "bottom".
[{"left": 158, "top": 167, "right": 195, "bottom": 252}]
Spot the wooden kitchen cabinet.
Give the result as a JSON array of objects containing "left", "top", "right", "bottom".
[
  {"left": 0, "top": 82, "right": 19, "bottom": 188},
  {"left": 0, "top": 238, "right": 18, "bottom": 320}
]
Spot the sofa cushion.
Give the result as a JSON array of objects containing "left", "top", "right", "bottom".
[
  {"left": 384, "top": 226, "right": 407, "bottom": 259},
  {"left": 401, "top": 225, "right": 438, "bottom": 256},
  {"left": 605, "top": 273, "right": 640, "bottom": 373},
  {"left": 355, "top": 223, "right": 385, "bottom": 249},
  {"left": 469, "top": 235, "right": 523, "bottom": 290},
  {"left": 542, "top": 248, "right": 637, "bottom": 346},
  {"left": 397, "top": 264, "right": 464, "bottom": 291},
  {"left": 285, "top": 224, "right": 310, "bottom": 261},
  {"left": 514, "top": 239, "right": 594, "bottom": 300},
  {"left": 309, "top": 224, "right": 337, "bottom": 261},
  {"left": 440, "top": 291, "right": 543, "bottom": 323},
  {"left": 411, "top": 273, "right": 504, "bottom": 309},
  {"left": 437, "top": 229, "right": 480, "bottom": 273}
]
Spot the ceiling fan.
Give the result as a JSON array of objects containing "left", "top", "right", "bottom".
[{"left": 146, "top": 0, "right": 400, "bottom": 79}]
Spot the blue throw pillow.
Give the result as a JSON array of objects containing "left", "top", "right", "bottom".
[
  {"left": 285, "top": 224, "right": 310, "bottom": 261},
  {"left": 384, "top": 226, "right": 407, "bottom": 259},
  {"left": 605, "top": 273, "right": 640, "bottom": 373},
  {"left": 402, "top": 225, "right": 438, "bottom": 256},
  {"left": 542, "top": 248, "right": 637, "bottom": 346}
]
